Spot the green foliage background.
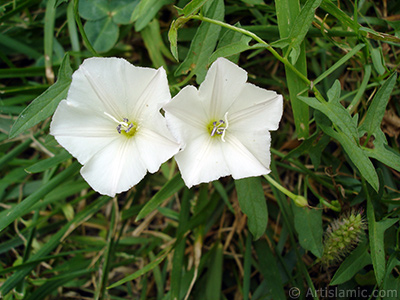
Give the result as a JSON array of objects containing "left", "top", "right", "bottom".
[{"left": 1, "top": 0, "right": 400, "bottom": 299}]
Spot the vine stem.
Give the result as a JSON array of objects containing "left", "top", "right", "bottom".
[
  {"left": 264, "top": 174, "right": 308, "bottom": 207},
  {"left": 74, "top": 0, "right": 99, "bottom": 57},
  {"left": 189, "top": 15, "right": 328, "bottom": 104}
]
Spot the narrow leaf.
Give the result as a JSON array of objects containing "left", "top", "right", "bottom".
[
  {"left": 9, "top": 53, "right": 72, "bottom": 139},
  {"left": 183, "top": 0, "right": 209, "bottom": 16},
  {"left": 330, "top": 240, "right": 371, "bottom": 286},
  {"left": 315, "top": 112, "right": 379, "bottom": 191},
  {"left": 367, "top": 198, "right": 398, "bottom": 285},
  {"left": 359, "top": 72, "right": 397, "bottom": 138},
  {"left": 288, "top": 0, "right": 323, "bottom": 64},
  {"left": 175, "top": 0, "right": 224, "bottom": 84},
  {"left": 136, "top": 173, "right": 184, "bottom": 221}
]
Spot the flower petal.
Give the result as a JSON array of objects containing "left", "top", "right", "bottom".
[
  {"left": 136, "top": 126, "right": 180, "bottom": 173},
  {"left": 223, "top": 131, "right": 271, "bottom": 179},
  {"left": 163, "top": 85, "right": 207, "bottom": 130},
  {"left": 229, "top": 83, "right": 283, "bottom": 131},
  {"left": 127, "top": 67, "right": 171, "bottom": 120},
  {"left": 198, "top": 57, "right": 247, "bottom": 119},
  {"left": 67, "top": 57, "right": 171, "bottom": 121},
  {"left": 174, "top": 135, "right": 230, "bottom": 188},
  {"left": 80, "top": 138, "right": 147, "bottom": 197},
  {"left": 50, "top": 100, "right": 118, "bottom": 164}
]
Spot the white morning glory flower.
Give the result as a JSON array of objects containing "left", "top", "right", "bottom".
[
  {"left": 50, "top": 57, "right": 180, "bottom": 197},
  {"left": 163, "top": 57, "right": 283, "bottom": 188}
]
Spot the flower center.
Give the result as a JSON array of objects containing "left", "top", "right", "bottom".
[
  {"left": 207, "top": 112, "right": 229, "bottom": 142},
  {"left": 104, "top": 112, "right": 138, "bottom": 138}
]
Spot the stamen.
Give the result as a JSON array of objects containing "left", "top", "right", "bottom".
[
  {"left": 126, "top": 124, "right": 134, "bottom": 133},
  {"left": 221, "top": 112, "right": 229, "bottom": 142},
  {"left": 104, "top": 112, "right": 128, "bottom": 127},
  {"left": 209, "top": 112, "right": 229, "bottom": 142},
  {"left": 104, "top": 112, "right": 137, "bottom": 136}
]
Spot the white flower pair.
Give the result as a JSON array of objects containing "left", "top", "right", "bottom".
[{"left": 50, "top": 57, "right": 283, "bottom": 197}]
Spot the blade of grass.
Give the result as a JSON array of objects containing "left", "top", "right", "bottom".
[
  {"left": 171, "top": 189, "right": 191, "bottom": 300},
  {"left": 95, "top": 200, "right": 117, "bottom": 300},
  {"left": 0, "top": 162, "right": 81, "bottom": 233},
  {"left": 243, "top": 232, "right": 252, "bottom": 300},
  {"left": 67, "top": 0, "right": 82, "bottom": 66},
  {"left": 44, "top": 0, "right": 56, "bottom": 84},
  {"left": 275, "top": 0, "right": 309, "bottom": 139},
  {"left": 0, "top": 195, "right": 111, "bottom": 296},
  {"left": 313, "top": 43, "right": 365, "bottom": 86},
  {"left": 136, "top": 173, "right": 184, "bottom": 221}
]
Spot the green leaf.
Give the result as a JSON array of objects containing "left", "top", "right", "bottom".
[
  {"left": 330, "top": 240, "right": 371, "bottom": 285},
  {"left": 358, "top": 73, "right": 399, "bottom": 172},
  {"left": 107, "top": 248, "right": 170, "bottom": 289},
  {"left": 313, "top": 43, "right": 365, "bottom": 86},
  {"left": 0, "top": 162, "right": 80, "bottom": 233},
  {"left": 320, "top": 0, "right": 360, "bottom": 32},
  {"left": 25, "top": 269, "right": 93, "bottom": 300},
  {"left": 367, "top": 198, "right": 398, "bottom": 285},
  {"left": 359, "top": 73, "right": 397, "bottom": 138},
  {"left": 84, "top": 17, "right": 119, "bottom": 53},
  {"left": 136, "top": 173, "right": 185, "bottom": 221},
  {"left": 370, "top": 46, "right": 386, "bottom": 75},
  {"left": 315, "top": 111, "right": 379, "bottom": 191},
  {"left": 182, "top": 0, "right": 209, "bottom": 16},
  {"left": 133, "top": 0, "right": 173, "bottom": 32},
  {"left": 168, "top": 19, "right": 180, "bottom": 61},
  {"left": 110, "top": 0, "right": 140, "bottom": 25},
  {"left": 0, "top": 195, "right": 110, "bottom": 295},
  {"left": 9, "top": 53, "right": 72, "bottom": 139},
  {"left": 209, "top": 37, "right": 253, "bottom": 64},
  {"left": 141, "top": 19, "right": 172, "bottom": 69},
  {"left": 254, "top": 239, "right": 286, "bottom": 299},
  {"left": 275, "top": 0, "right": 309, "bottom": 139},
  {"left": 288, "top": 0, "right": 323, "bottom": 64},
  {"left": 78, "top": 0, "right": 109, "bottom": 21},
  {"left": 362, "top": 133, "right": 400, "bottom": 173},
  {"left": 235, "top": 177, "right": 268, "bottom": 240},
  {"left": 292, "top": 205, "right": 323, "bottom": 258},
  {"left": 205, "top": 242, "right": 223, "bottom": 300},
  {"left": 175, "top": 0, "right": 224, "bottom": 84},
  {"left": 299, "top": 86, "right": 358, "bottom": 140},
  {"left": 25, "top": 150, "right": 71, "bottom": 174}
]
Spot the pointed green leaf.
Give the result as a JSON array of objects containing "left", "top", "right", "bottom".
[
  {"left": 235, "top": 177, "right": 268, "bottom": 240},
  {"left": 359, "top": 72, "right": 397, "bottom": 138},
  {"left": 367, "top": 198, "right": 398, "bottom": 285},
  {"left": 182, "top": 0, "right": 209, "bottom": 16},
  {"left": 175, "top": 0, "right": 224, "bottom": 84},
  {"left": 330, "top": 240, "right": 371, "bottom": 285},
  {"left": 293, "top": 205, "right": 323, "bottom": 258},
  {"left": 136, "top": 173, "right": 184, "bottom": 221},
  {"left": 9, "top": 53, "right": 72, "bottom": 139},
  {"left": 315, "top": 112, "right": 379, "bottom": 191},
  {"left": 288, "top": 0, "right": 323, "bottom": 64}
]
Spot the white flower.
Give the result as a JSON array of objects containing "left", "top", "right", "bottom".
[
  {"left": 163, "top": 57, "right": 283, "bottom": 188},
  {"left": 50, "top": 57, "right": 180, "bottom": 197}
]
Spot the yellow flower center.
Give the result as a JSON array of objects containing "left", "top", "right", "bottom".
[
  {"left": 104, "top": 112, "right": 138, "bottom": 139},
  {"left": 117, "top": 118, "right": 138, "bottom": 138},
  {"left": 207, "top": 112, "right": 229, "bottom": 142}
]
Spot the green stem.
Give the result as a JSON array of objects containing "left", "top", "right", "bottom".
[
  {"left": 73, "top": 0, "right": 99, "bottom": 57},
  {"left": 264, "top": 174, "right": 308, "bottom": 207},
  {"left": 190, "top": 16, "right": 318, "bottom": 89}
]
